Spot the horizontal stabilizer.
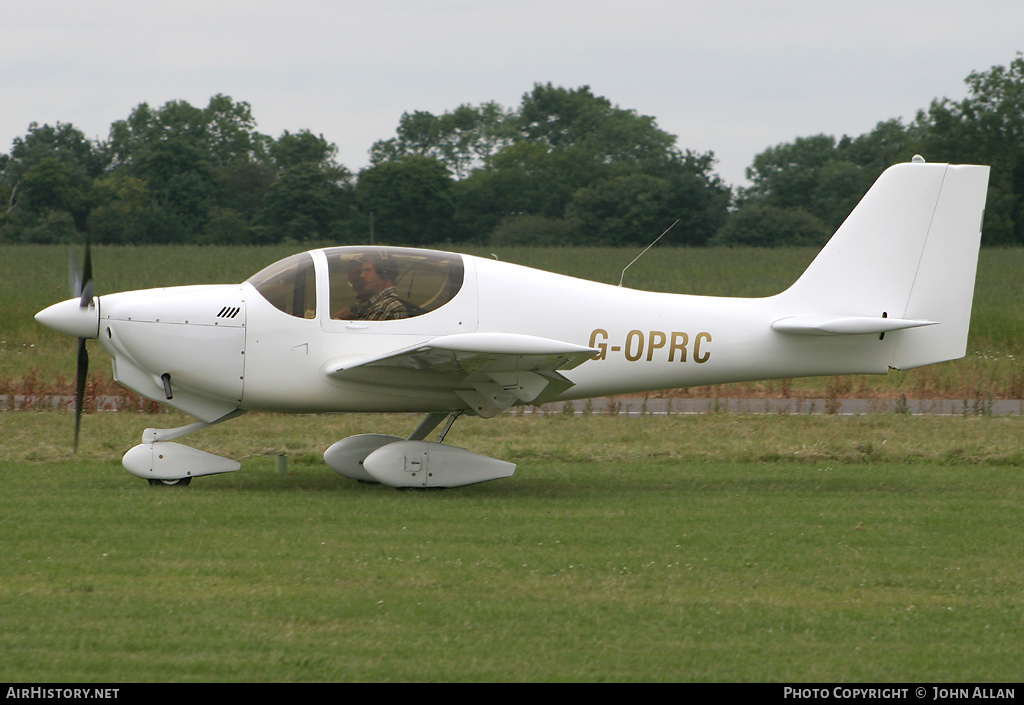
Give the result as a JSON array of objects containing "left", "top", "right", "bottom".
[{"left": 771, "top": 315, "right": 938, "bottom": 336}]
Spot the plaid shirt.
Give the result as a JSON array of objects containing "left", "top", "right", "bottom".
[{"left": 363, "top": 285, "right": 408, "bottom": 320}]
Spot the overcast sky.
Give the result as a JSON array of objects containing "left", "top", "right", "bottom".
[{"left": 4, "top": 0, "right": 1022, "bottom": 187}]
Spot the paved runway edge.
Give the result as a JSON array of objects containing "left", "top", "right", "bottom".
[{"left": 4, "top": 395, "right": 1022, "bottom": 416}]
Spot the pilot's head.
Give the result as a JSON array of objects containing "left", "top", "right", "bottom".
[
  {"left": 359, "top": 256, "right": 397, "bottom": 294},
  {"left": 346, "top": 260, "right": 369, "bottom": 296}
]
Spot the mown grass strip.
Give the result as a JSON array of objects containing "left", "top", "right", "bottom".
[{"left": 1, "top": 411, "right": 1022, "bottom": 682}]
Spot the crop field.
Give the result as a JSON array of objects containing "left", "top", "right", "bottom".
[
  {"left": 4, "top": 244, "right": 1024, "bottom": 401},
  {"left": 2, "top": 244, "right": 1024, "bottom": 682}
]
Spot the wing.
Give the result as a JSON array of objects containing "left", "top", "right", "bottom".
[{"left": 323, "top": 332, "right": 599, "bottom": 417}]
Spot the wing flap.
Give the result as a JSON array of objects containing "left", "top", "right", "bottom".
[
  {"left": 323, "top": 333, "right": 599, "bottom": 417},
  {"left": 325, "top": 332, "right": 598, "bottom": 375}
]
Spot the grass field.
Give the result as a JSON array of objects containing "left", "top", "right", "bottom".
[
  {"left": 3, "top": 244, "right": 1024, "bottom": 682},
  {"left": 4, "top": 244, "right": 1024, "bottom": 400},
  {"left": 1, "top": 411, "right": 1023, "bottom": 682}
]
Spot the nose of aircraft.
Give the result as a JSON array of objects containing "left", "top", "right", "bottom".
[{"left": 35, "top": 297, "right": 100, "bottom": 339}]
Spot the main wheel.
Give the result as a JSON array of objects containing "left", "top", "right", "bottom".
[{"left": 147, "top": 477, "right": 192, "bottom": 486}]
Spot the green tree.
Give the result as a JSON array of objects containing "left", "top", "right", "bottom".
[
  {"left": 203, "top": 93, "right": 272, "bottom": 165},
  {"left": 710, "top": 203, "right": 831, "bottom": 247},
  {"left": 517, "top": 84, "right": 678, "bottom": 171},
  {"left": 356, "top": 156, "right": 455, "bottom": 245},
  {"left": 270, "top": 130, "right": 339, "bottom": 171},
  {"left": 458, "top": 141, "right": 590, "bottom": 227},
  {"left": 742, "top": 134, "right": 859, "bottom": 232},
  {"left": 370, "top": 102, "right": 516, "bottom": 179},
  {"left": 735, "top": 120, "right": 920, "bottom": 242},
  {"left": 370, "top": 84, "right": 729, "bottom": 245},
  {"left": 488, "top": 214, "right": 579, "bottom": 246},
  {"left": 258, "top": 162, "right": 354, "bottom": 243},
  {"left": 1, "top": 94, "right": 364, "bottom": 244},
  {"left": 488, "top": 84, "right": 694, "bottom": 227},
  {"left": 914, "top": 53, "right": 1024, "bottom": 244},
  {"left": 565, "top": 156, "right": 730, "bottom": 246},
  {"left": 106, "top": 95, "right": 273, "bottom": 241},
  {"left": 0, "top": 122, "right": 103, "bottom": 241},
  {"left": 216, "top": 160, "right": 276, "bottom": 226},
  {"left": 252, "top": 130, "right": 353, "bottom": 243},
  {"left": 87, "top": 172, "right": 177, "bottom": 244}
]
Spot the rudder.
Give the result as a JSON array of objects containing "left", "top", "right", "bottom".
[{"left": 890, "top": 164, "right": 989, "bottom": 368}]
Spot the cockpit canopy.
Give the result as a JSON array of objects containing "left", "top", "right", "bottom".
[{"left": 247, "top": 246, "right": 465, "bottom": 321}]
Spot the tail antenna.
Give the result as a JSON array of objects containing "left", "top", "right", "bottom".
[{"left": 619, "top": 220, "right": 678, "bottom": 287}]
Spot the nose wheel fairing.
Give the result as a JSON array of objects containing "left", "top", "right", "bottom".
[
  {"left": 123, "top": 442, "right": 241, "bottom": 483},
  {"left": 121, "top": 411, "right": 246, "bottom": 484}
]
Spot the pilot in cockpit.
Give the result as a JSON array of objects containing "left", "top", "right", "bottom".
[{"left": 336, "top": 256, "right": 408, "bottom": 321}]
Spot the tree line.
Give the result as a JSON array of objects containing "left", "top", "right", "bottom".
[{"left": 2, "top": 54, "right": 1022, "bottom": 248}]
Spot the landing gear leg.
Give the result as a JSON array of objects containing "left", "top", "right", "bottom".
[
  {"left": 406, "top": 412, "right": 448, "bottom": 441},
  {"left": 407, "top": 410, "right": 464, "bottom": 442},
  {"left": 435, "top": 411, "right": 463, "bottom": 442}
]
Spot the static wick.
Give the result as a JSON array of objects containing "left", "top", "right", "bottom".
[{"left": 619, "top": 220, "right": 679, "bottom": 287}]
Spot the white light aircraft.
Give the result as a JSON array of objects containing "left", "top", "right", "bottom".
[{"left": 35, "top": 159, "right": 989, "bottom": 488}]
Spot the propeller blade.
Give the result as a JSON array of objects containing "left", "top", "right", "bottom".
[
  {"left": 79, "top": 236, "right": 94, "bottom": 307},
  {"left": 68, "top": 249, "right": 80, "bottom": 298},
  {"left": 74, "top": 337, "right": 88, "bottom": 452},
  {"left": 66, "top": 236, "right": 95, "bottom": 452},
  {"left": 68, "top": 236, "right": 94, "bottom": 306}
]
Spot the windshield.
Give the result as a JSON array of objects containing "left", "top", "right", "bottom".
[
  {"left": 246, "top": 252, "right": 317, "bottom": 319},
  {"left": 326, "top": 247, "right": 464, "bottom": 321}
]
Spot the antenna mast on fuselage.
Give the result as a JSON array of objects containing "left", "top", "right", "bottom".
[{"left": 618, "top": 220, "right": 678, "bottom": 287}]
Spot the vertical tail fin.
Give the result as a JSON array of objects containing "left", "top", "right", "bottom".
[{"left": 776, "top": 160, "right": 990, "bottom": 369}]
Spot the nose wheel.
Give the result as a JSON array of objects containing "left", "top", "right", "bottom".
[{"left": 148, "top": 477, "right": 192, "bottom": 486}]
